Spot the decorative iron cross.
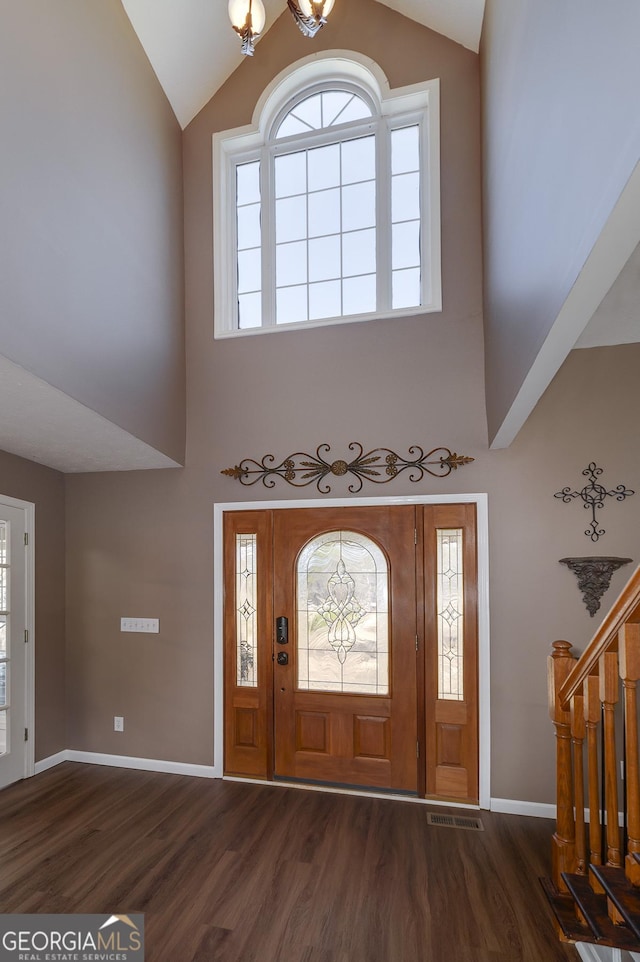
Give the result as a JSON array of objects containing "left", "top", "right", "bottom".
[{"left": 554, "top": 462, "right": 634, "bottom": 542}]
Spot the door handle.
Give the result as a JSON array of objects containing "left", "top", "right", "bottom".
[
  {"left": 276, "top": 616, "right": 288, "bottom": 644},
  {"left": 277, "top": 651, "right": 288, "bottom": 666}
]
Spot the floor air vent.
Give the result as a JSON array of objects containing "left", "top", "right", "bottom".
[{"left": 426, "top": 813, "right": 484, "bottom": 831}]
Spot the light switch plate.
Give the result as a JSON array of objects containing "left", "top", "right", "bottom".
[{"left": 120, "top": 618, "right": 159, "bottom": 633}]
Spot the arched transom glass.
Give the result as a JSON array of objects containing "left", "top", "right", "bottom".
[
  {"left": 296, "top": 530, "right": 389, "bottom": 695},
  {"left": 275, "top": 89, "right": 372, "bottom": 139}
]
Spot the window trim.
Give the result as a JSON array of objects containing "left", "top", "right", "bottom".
[{"left": 213, "top": 52, "right": 441, "bottom": 339}]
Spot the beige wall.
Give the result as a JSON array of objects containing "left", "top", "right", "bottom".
[
  {"left": 0, "top": 453, "right": 65, "bottom": 761},
  {"left": 0, "top": 0, "right": 186, "bottom": 463},
  {"left": 480, "top": 0, "right": 640, "bottom": 443},
  {"left": 62, "top": 0, "right": 640, "bottom": 806}
]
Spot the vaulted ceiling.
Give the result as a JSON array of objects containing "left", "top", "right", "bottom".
[{"left": 121, "top": 0, "right": 487, "bottom": 128}]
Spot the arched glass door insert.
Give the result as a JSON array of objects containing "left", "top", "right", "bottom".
[{"left": 296, "top": 530, "right": 389, "bottom": 695}]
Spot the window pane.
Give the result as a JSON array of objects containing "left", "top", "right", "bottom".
[
  {"left": 236, "top": 161, "right": 260, "bottom": 205},
  {"left": 236, "top": 534, "right": 257, "bottom": 687},
  {"left": 342, "top": 182, "right": 375, "bottom": 232},
  {"left": 275, "top": 151, "right": 307, "bottom": 198},
  {"left": 0, "top": 524, "right": 6, "bottom": 565},
  {"left": 341, "top": 136, "right": 375, "bottom": 185},
  {"left": 0, "top": 663, "right": 6, "bottom": 708},
  {"left": 309, "top": 234, "right": 341, "bottom": 282},
  {"left": 437, "top": 529, "right": 464, "bottom": 701},
  {"left": 237, "top": 248, "right": 261, "bottom": 294},
  {"left": 308, "top": 188, "right": 340, "bottom": 238},
  {"left": 328, "top": 93, "right": 372, "bottom": 126},
  {"left": 321, "top": 91, "right": 354, "bottom": 127},
  {"left": 391, "top": 125, "right": 420, "bottom": 174},
  {"left": 291, "top": 93, "right": 322, "bottom": 130},
  {"left": 392, "top": 267, "right": 421, "bottom": 309},
  {"left": 297, "top": 531, "right": 388, "bottom": 695},
  {"left": 237, "top": 203, "right": 261, "bottom": 251},
  {"left": 392, "top": 171, "right": 420, "bottom": 223},
  {"left": 0, "top": 710, "right": 5, "bottom": 756},
  {"left": 277, "top": 285, "right": 308, "bottom": 324},
  {"left": 276, "top": 240, "right": 308, "bottom": 287},
  {"left": 309, "top": 280, "right": 341, "bottom": 320},
  {"left": 308, "top": 144, "right": 340, "bottom": 191},
  {"left": 238, "top": 292, "right": 262, "bottom": 329},
  {"left": 0, "top": 616, "right": 5, "bottom": 655},
  {"left": 343, "top": 228, "right": 376, "bottom": 277},
  {"left": 392, "top": 220, "right": 420, "bottom": 270},
  {"left": 343, "top": 274, "right": 376, "bottom": 315},
  {"left": 276, "top": 195, "right": 307, "bottom": 243},
  {"left": 276, "top": 114, "right": 313, "bottom": 139},
  {"left": 0, "top": 569, "right": 6, "bottom": 612}
]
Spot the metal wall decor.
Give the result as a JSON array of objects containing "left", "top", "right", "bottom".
[
  {"left": 554, "top": 462, "right": 634, "bottom": 542},
  {"left": 559, "top": 557, "right": 633, "bottom": 617},
  {"left": 221, "top": 443, "right": 474, "bottom": 493}
]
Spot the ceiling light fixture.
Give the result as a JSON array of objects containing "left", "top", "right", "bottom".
[
  {"left": 228, "top": 0, "right": 266, "bottom": 57},
  {"left": 229, "top": 0, "right": 334, "bottom": 56}
]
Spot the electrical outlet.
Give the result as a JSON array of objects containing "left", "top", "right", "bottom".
[{"left": 114, "top": 716, "right": 124, "bottom": 732}]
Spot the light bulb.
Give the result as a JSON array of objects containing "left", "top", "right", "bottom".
[
  {"left": 228, "top": 0, "right": 266, "bottom": 55},
  {"left": 297, "top": 0, "right": 335, "bottom": 21}
]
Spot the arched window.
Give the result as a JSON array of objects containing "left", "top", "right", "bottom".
[{"left": 213, "top": 54, "right": 441, "bottom": 337}]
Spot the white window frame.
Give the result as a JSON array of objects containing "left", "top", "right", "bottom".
[{"left": 213, "top": 51, "right": 441, "bottom": 339}]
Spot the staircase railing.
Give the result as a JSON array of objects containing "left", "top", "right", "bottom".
[{"left": 548, "top": 565, "right": 640, "bottom": 892}]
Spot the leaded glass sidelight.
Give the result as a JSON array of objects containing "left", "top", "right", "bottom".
[
  {"left": 437, "top": 528, "right": 464, "bottom": 700},
  {"left": 297, "top": 531, "right": 389, "bottom": 694},
  {"left": 236, "top": 534, "right": 258, "bottom": 687}
]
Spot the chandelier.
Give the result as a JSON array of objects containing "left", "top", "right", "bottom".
[{"left": 228, "top": 0, "right": 335, "bottom": 57}]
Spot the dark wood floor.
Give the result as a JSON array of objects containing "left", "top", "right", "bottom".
[{"left": 0, "top": 763, "right": 577, "bottom": 961}]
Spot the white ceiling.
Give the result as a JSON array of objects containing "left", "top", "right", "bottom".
[
  {"left": 0, "top": 356, "right": 181, "bottom": 473},
  {"left": 575, "top": 242, "right": 640, "bottom": 349},
  {"left": 121, "top": 0, "right": 487, "bottom": 129}
]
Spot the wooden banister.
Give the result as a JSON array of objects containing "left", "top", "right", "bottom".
[{"left": 560, "top": 566, "right": 640, "bottom": 710}]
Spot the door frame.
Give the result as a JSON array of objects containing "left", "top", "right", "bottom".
[
  {"left": 213, "top": 493, "right": 490, "bottom": 809},
  {"left": 0, "top": 493, "right": 35, "bottom": 781}
]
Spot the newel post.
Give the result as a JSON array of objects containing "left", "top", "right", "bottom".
[
  {"left": 619, "top": 622, "right": 640, "bottom": 884},
  {"left": 549, "top": 640, "right": 578, "bottom": 890}
]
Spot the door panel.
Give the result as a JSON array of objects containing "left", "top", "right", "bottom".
[
  {"left": 0, "top": 503, "right": 27, "bottom": 791},
  {"left": 223, "top": 511, "right": 273, "bottom": 778},
  {"left": 422, "top": 503, "right": 478, "bottom": 804},
  {"left": 273, "top": 506, "right": 417, "bottom": 792}
]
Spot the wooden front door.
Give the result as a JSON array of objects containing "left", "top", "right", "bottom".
[
  {"left": 223, "top": 503, "right": 479, "bottom": 803},
  {"left": 273, "top": 507, "right": 417, "bottom": 792}
]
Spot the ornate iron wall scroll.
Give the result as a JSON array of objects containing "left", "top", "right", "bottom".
[
  {"left": 559, "top": 557, "right": 633, "bottom": 617},
  {"left": 221, "top": 443, "right": 474, "bottom": 493},
  {"left": 554, "top": 462, "right": 634, "bottom": 542}
]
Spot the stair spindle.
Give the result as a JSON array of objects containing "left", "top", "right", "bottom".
[
  {"left": 600, "top": 650, "right": 622, "bottom": 867},
  {"left": 584, "top": 674, "right": 603, "bottom": 867},
  {"left": 571, "top": 692, "right": 587, "bottom": 874},
  {"left": 619, "top": 623, "right": 640, "bottom": 885}
]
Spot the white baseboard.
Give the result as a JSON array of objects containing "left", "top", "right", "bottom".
[
  {"left": 34, "top": 751, "right": 69, "bottom": 775},
  {"left": 490, "top": 797, "right": 556, "bottom": 819},
  {"left": 34, "top": 749, "right": 218, "bottom": 779}
]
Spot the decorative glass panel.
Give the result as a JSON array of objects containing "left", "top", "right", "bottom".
[
  {"left": 236, "top": 534, "right": 257, "bottom": 687},
  {"left": 297, "top": 531, "right": 389, "bottom": 695},
  {"left": 275, "top": 90, "right": 372, "bottom": 139},
  {"left": 0, "top": 710, "right": 6, "bottom": 757},
  {"left": 0, "top": 568, "right": 6, "bottom": 613},
  {"left": 0, "top": 616, "right": 6, "bottom": 655},
  {"left": 0, "top": 662, "right": 6, "bottom": 708},
  {"left": 437, "top": 529, "right": 464, "bottom": 700}
]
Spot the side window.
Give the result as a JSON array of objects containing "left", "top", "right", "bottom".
[{"left": 214, "top": 58, "right": 440, "bottom": 337}]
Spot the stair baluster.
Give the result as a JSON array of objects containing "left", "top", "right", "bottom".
[
  {"left": 600, "top": 650, "right": 622, "bottom": 867},
  {"left": 619, "top": 623, "right": 640, "bottom": 885},
  {"left": 584, "top": 674, "right": 603, "bottom": 868},
  {"left": 571, "top": 692, "right": 587, "bottom": 874}
]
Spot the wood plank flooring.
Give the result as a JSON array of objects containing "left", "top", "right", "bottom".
[{"left": 0, "top": 763, "right": 577, "bottom": 961}]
